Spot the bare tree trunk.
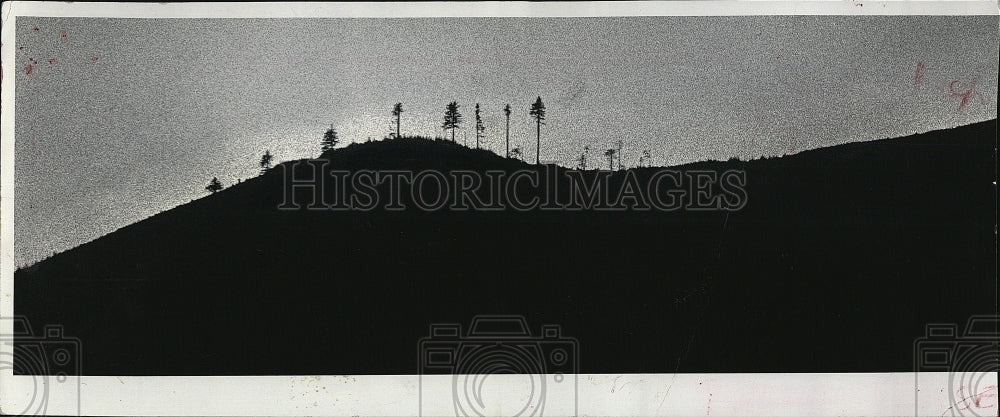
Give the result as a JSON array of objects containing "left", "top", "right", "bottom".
[
  {"left": 505, "top": 114, "right": 510, "bottom": 158},
  {"left": 451, "top": 127, "right": 455, "bottom": 142},
  {"left": 616, "top": 140, "right": 622, "bottom": 171},
  {"left": 396, "top": 114, "right": 400, "bottom": 138},
  {"left": 535, "top": 119, "right": 540, "bottom": 164}
]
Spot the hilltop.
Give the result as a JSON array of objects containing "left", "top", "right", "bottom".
[{"left": 15, "top": 120, "right": 997, "bottom": 375}]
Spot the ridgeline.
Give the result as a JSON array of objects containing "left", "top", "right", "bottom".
[{"left": 15, "top": 120, "right": 996, "bottom": 375}]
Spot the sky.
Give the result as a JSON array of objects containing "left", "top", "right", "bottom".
[{"left": 12, "top": 16, "right": 999, "bottom": 266}]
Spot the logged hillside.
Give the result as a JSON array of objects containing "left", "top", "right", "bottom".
[{"left": 15, "top": 120, "right": 997, "bottom": 375}]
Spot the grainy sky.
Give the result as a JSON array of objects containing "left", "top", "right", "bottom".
[{"left": 13, "top": 16, "right": 999, "bottom": 265}]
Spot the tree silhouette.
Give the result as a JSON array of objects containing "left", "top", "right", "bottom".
[
  {"left": 510, "top": 147, "right": 523, "bottom": 161},
  {"left": 442, "top": 101, "right": 462, "bottom": 142},
  {"left": 529, "top": 96, "right": 546, "bottom": 164},
  {"left": 259, "top": 150, "right": 274, "bottom": 175},
  {"left": 503, "top": 104, "right": 511, "bottom": 158},
  {"left": 205, "top": 177, "right": 223, "bottom": 193},
  {"left": 604, "top": 148, "right": 616, "bottom": 170},
  {"left": 577, "top": 145, "right": 589, "bottom": 170},
  {"left": 392, "top": 103, "right": 403, "bottom": 138},
  {"left": 322, "top": 126, "right": 339, "bottom": 152},
  {"left": 615, "top": 139, "right": 623, "bottom": 170},
  {"left": 474, "top": 103, "right": 485, "bottom": 149}
]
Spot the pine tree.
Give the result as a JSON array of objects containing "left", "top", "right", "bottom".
[
  {"left": 529, "top": 96, "right": 546, "bottom": 164},
  {"left": 392, "top": 103, "right": 403, "bottom": 138},
  {"left": 503, "top": 104, "right": 512, "bottom": 158},
  {"left": 604, "top": 148, "right": 616, "bottom": 171},
  {"left": 259, "top": 150, "right": 274, "bottom": 175},
  {"left": 205, "top": 177, "right": 223, "bottom": 193},
  {"left": 321, "top": 126, "right": 339, "bottom": 152},
  {"left": 442, "top": 101, "right": 462, "bottom": 142}
]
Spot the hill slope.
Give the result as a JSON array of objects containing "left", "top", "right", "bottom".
[{"left": 15, "top": 120, "right": 997, "bottom": 375}]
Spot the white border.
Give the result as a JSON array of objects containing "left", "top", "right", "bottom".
[
  {"left": 2, "top": 2, "right": 997, "bottom": 416},
  {"left": 0, "top": 372, "right": 995, "bottom": 415},
  {"left": 1, "top": 0, "right": 999, "bottom": 17}
]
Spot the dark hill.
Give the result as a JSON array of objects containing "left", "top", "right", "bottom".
[{"left": 15, "top": 120, "right": 997, "bottom": 375}]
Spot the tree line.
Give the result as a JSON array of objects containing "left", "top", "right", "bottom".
[
  {"left": 205, "top": 96, "right": 649, "bottom": 194},
  {"left": 439, "top": 97, "right": 546, "bottom": 164},
  {"left": 205, "top": 149, "right": 275, "bottom": 193}
]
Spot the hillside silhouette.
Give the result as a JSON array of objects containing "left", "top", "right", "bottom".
[{"left": 15, "top": 120, "right": 997, "bottom": 375}]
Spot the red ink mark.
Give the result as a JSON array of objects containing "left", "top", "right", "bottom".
[
  {"left": 706, "top": 393, "right": 712, "bottom": 416},
  {"left": 914, "top": 61, "right": 925, "bottom": 84},
  {"left": 32, "top": 26, "right": 39, "bottom": 32},
  {"left": 90, "top": 56, "right": 99, "bottom": 62},
  {"left": 60, "top": 30, "right": 67, "bottom": 38},
  {"left": 955, "top": 385, "right": 997, "bottom": 411},
  {"left": 949, "top": 77, "right": 983, "bottom": 113},
  {"left": 47, "top": 58, "right": 56, "bottom": 64},
  {"left": 24, "top": 64, "right": 33, "bottom": 74}
]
